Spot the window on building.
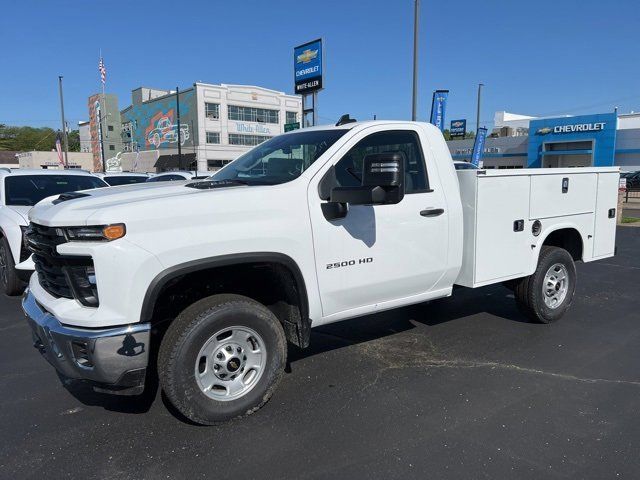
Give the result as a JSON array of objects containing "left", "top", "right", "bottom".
[
  {"left": 228, "top": 133, "right": 272, "bottom": 147},
  {"left": 206, "top": 132, "right": 220, "bottom": 144},
  {"left": 108, "top": 125, "right": 114, "bottom": 132},
  {"left": 205, "top": 103, "right": 220, "bottom": 120},
  {"left": 286, "top": 111, "right": 298, "bottom": 124},
  {"left": 109, "top": 145, "right": 115, "bottom": 151},
  {"left": 228, "top": 105, "right": 279, "bottom": 124},
  {"left": 330, "top": 130, "right": 429, "bottom": 194},
  {"left": 207, "top": 160, "right": 231, "bottom": 170}
]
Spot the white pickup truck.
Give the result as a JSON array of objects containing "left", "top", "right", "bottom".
[
  {"left": 0, "top": 169, "right": 107, "bottom": 295},
  {"left": 22, "top": 121, "right": 619, "bottom": 425}
]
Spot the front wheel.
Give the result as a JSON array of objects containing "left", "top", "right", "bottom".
[
  {"left": 0, "top": 237, "right": 26, "bottom": 296},
  {"left": 158, "top": 294, "right": 287, "bottom": 425},
  {"left": 514, "top": 246, "right": 576, "bottom": 323}
]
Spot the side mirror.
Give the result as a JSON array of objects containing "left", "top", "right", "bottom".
[{"left": 330, "top": 152, "right": 405, "bottom": 206}]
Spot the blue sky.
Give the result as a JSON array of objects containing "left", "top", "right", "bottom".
[{"left": 0, "top": 0, "right": 638, "bottom": 130}]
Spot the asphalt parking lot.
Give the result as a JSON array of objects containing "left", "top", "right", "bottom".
[{"left": 1, "top": 226, "right": 638, "bottom": 480}]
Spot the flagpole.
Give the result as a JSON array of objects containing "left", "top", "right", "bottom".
[
  {"left": 58, "top": 76, "right": 69, "bottom": 168},
  {"left": 99, "top": 50, "right": 106, "bottom": 172}
]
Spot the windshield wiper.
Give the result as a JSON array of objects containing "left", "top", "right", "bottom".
[{"left": 186, "top": 179, "right": 250, "bottom": 189}]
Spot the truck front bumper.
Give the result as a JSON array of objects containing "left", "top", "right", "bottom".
[{"left": 22, "top": 288, "right": 151, "bottom": 395}]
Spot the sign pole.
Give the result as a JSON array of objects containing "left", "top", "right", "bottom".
[
  {"left": 176, "top": 86, "right": 182, "bottom": 171},
  {"left": 312, "top": 92, "right": 318, "bottom": 126},
  {"left": 476, "top": 83, "right": 484, "bottom": 135},
  {"left": 411, "top": 0, "right": 420, "bottom": 121},
  {"left": 58, "top": 76, "right": 69, "bottom": 168}
]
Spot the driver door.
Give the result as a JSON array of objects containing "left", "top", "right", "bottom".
[{"left": 308, "top": 126, "right": 449, "bottom": 320}]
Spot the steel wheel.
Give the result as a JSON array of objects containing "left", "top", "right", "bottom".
[
  {"left": 542, "top": 263, "right": 569, "bottom": 309},
  {"left": 194, "top": 326, "right": 266, "bottom": 401}
]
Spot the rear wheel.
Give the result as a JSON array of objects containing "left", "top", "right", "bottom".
[
  {"left": 158, "top": 294, "right": 287, "bottom": 425},
  {"left": 514, "top": 246, "right": 576, "bottom": 323},
  {"left": 0, "top": 237, "right": 25, "bottom": 296}
]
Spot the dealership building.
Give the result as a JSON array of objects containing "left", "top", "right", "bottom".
[
  {"left": 448, "top": 111, "right": 640, "bottom": 171},
  {"left": 114, "top": 83, "right": 302, "bottom": 172}
]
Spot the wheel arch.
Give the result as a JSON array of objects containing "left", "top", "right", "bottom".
[
  {"left": 141, "top": 252, "right": 311, "bottom": 348},
  {"left": 528, "top": 225, "right": 585, "bottom": 275},
  {"left": 540, "top": 226, "right": 584, "bottom": 261}
]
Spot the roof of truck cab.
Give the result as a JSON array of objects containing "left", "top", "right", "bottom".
[{"left": 282, "top": 120, "right": 434, "bottom": 133}]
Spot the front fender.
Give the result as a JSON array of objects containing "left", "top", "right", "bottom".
[
  {"left": 140, "top": 252, "right": 310, "bottom": 325},
  {"left": 0, "top": 210, "right": 27, "bottom": 264}
]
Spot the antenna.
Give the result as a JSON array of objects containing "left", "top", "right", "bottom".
[{"left": 336, "top": 114, "right": 357, "bottom": 126}]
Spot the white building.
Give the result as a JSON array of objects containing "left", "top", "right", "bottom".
[
  {"left": 78, "top": 120, "right": 92, "bottom": 153},
  {"left": 16, "top": 151, "right": 93, "bottom": 170},
  {"left": 120, "top": 83, "right": 302, "bottom": 172}
]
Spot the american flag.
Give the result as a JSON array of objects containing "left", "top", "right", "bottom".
[{"left": 98, "top": 57, "right": 106, "bottom": 84}]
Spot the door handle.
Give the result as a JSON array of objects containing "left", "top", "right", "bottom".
[{"left": 420, "top": 208, "right": 444, "bottom": 217}]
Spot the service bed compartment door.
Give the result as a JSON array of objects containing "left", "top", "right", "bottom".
[
  {"left": 474, "top": 175, "right": 531, "bottom": 283},
  {"left": 529, "top": 173, "right": 597, "bottom": 219},
  {"left": 593, "top": 172, "right": 619, "bottom": 258}
]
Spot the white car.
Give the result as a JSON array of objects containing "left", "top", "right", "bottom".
[
  {"left": 93, "top": 172, "right": 150, "bottom": 186},
  {"left": 145, "top": 171, "right": 211, "bottom": 182},
  {"left": 22, "top": 121, "right": 618, "bottom": 425},
  {"left": 0, "top": 169, "right": 107, "bottom": 295}
]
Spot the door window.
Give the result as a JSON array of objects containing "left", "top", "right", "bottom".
[{"left": 331, "top": 130, "right": 430, "bottom": 193}]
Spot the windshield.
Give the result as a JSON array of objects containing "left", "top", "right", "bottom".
[
  {"left": 4, "top": 175, "right": 106, "bottom": 206},
  {"left": 104, "top": 175, "right": 148, "bottom": 186},
  {"left": 211, "top": 129, "right": 349, "bottom": 185}
]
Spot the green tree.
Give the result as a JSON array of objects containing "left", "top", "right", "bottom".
[
  {"left": 67, "top": 130, "right": 80, "bottom": 152},
  {"left": 0, "top": 125, "right": 57, "bottom": 151}
]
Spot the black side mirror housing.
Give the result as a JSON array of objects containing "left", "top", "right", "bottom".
[{"left": 330, "top": 152, "right": 405, "bottom": 206}]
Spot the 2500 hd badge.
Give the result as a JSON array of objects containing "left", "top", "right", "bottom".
[{"left": 326, "top": 257, "right": 374, "bottom": 269}]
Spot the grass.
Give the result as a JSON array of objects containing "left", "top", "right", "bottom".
[{"left": 621, "top": 217, "right": 640, "bottom": 224}]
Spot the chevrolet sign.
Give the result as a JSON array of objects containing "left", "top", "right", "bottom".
[
  {"left": 537, "top": 122, "right": 606, "bottom": 135},
  {"left": 294, "top": 39, "right": 323, "bottom": 94}
]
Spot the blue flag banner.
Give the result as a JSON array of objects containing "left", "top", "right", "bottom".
[
  {"left": 471, "top": 127, "right": 488, "bottom": 167},
  {"left": 430, "top": 90, "right": 449, "bottom": 131}
]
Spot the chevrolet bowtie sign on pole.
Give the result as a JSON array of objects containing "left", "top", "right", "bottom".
[
  {"left": 294, "top": 39, "right": 323, "bottom": 127},
  {"left": 450, "top": 119, "right": 467, "bottom": 139},
  {"left": 429, "top": 90, "right": 449, "bottom": 132}
]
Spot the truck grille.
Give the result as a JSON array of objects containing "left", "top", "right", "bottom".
[{"left": 26, "top": 223, "right": 92, "bottom": 300}]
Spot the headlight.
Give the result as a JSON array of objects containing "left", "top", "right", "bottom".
[
  {"left": 65, "top": 224, "right": 126, "bottom": 241},
  {"left": 65, "top": 265, "right": 99, "bottom": 307}
]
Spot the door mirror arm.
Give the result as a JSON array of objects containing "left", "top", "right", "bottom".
[{"left": 321, "top": 201, "right": 348, "bottom": 221}]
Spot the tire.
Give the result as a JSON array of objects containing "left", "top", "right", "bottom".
[
  {"left": 514, "top": 246, "right": 576, "bottom": 323},
  {"left": 0, "top": 237, "right": 26, "bottom": 296},
  {"left": 158, "top": 294, "right": 287, "bottom": 425}
]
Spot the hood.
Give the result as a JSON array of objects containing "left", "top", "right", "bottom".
[
  {"left": 6, "top": 205, "right": 31, "bottom": 224},
  {"left": 28, "top": 180, "right": 258, "bottom": 226}
]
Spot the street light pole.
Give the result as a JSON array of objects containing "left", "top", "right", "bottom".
[
  {"left": 58, "top": 76, "right": 69, "bottom": 168},
  {"left": 176, "top": 86, "right": 182, "bottom": 171},
  {"left": 411, "top": 0, "right": 420, "bottom": 121},
  {"left": 476, "top": 83, "right": 484, "bottom": 134}
]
